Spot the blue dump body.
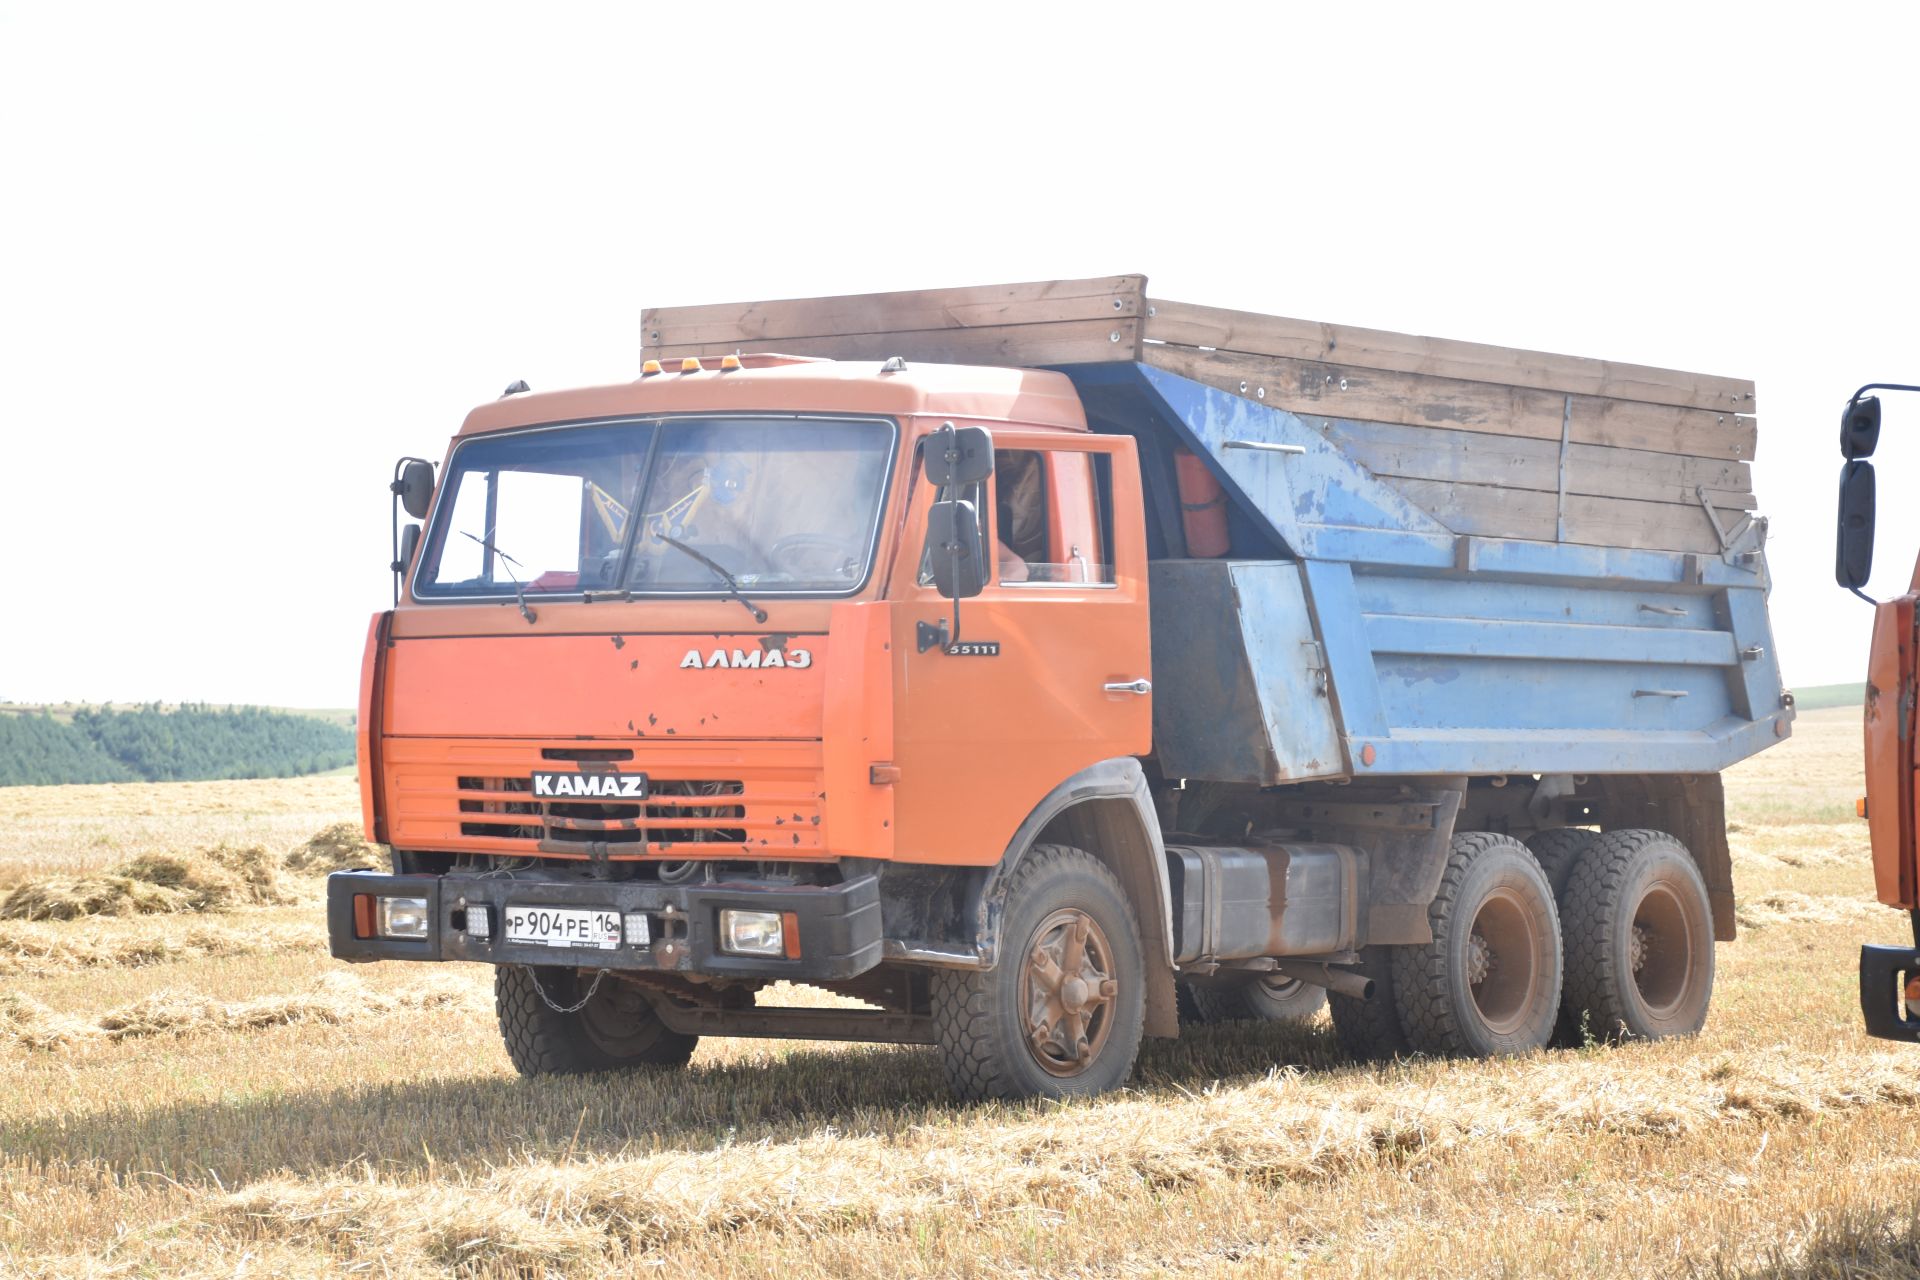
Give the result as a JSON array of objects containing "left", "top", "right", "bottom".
[{"left": 1063, "top": 362, "right": 1789, "bottom": 785}]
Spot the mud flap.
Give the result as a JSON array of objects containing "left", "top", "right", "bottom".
[{"left": 1860, "top": 944, "right": 1920, "bottom": 1042}]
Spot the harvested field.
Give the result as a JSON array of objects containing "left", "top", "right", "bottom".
[{"left": 3, "top": 706, "right": 1913, "bottom": 1277}]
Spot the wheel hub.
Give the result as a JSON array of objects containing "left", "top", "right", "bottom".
[
  {"left": 1630, "top": 924, "right": 1649, "bottom": 975},
  {"left": 1468, "top": 931, "right": 1494, "bottom": 986},
  {"left": 1021, "top": 908, "right": 1118, "bottom": 1077}
]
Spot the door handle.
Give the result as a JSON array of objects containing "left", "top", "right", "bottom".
[{"left": 1104, "top": 678, "right": 1152, "bottom": 695}]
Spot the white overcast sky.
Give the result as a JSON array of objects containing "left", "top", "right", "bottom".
[{"left": 3, "top": 3, "right": 1916, "bottom": 708}]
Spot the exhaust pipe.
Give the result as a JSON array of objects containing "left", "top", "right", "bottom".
[{"left": 1273, "top": 960, "right": 1374, "bottom": 1001}]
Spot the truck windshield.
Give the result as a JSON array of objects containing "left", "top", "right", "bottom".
[{"left": 415, "top": 415, "right": 895, "bottom": 600}]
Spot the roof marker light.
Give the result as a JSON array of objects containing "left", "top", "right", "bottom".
[
  {"left": 680, "top": 357, "right": 703, "bottom": 373},
  {"left": 718, "top": 354, "right": 742, "bottom": 371},
  {"left": 641, "top": 359, "right": 663, "bottom": 376}
]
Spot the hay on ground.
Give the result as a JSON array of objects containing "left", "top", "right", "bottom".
[
  {"left": 284, "top": 821, "right": 385, "bottom": 875},
  {"left": 0, "top": 919, "right": 325, "bottom": 976},
  {"left": 0, "top": 844, "right": 297, "bottom": 921},
  {"left": 2, "top": 971, "right": 480, "bottom": 1051}
]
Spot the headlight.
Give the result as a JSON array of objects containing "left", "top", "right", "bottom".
[
  {"left": 376, "top": 896, "right": 431, "bottom": 939},
  {"left": 719, "top": 908, "right": 785, "bottom": 956}
]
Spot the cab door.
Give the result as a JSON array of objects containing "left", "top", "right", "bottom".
[{"left": 887, "top": 429, "right": 1152, "bottom": 866}]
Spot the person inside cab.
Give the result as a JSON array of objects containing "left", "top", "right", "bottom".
[{"left": 995, "top": 450, "right": 1044, "bottom": 583}]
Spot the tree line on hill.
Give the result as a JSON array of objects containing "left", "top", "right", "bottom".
[{"left": 0, "top": 704, "right": 355, "bottom": 787}]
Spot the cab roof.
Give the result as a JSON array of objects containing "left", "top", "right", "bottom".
[{"left": 456, "top": 356, "right": 1089, "bottom": 437}]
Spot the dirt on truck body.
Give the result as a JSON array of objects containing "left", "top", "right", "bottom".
[{"left": 335, "top": 276, "right": 1788, "bottom": 1099}]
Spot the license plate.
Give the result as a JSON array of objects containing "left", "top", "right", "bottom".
[
  {"left": 503, "top": 906, "right": 621, "bottom": 950},
  {"left": 529, "top": 771, "right": 648, "bottom": 800}
]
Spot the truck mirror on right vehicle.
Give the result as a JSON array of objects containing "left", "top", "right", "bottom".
[
  {"left": 1842, "top": 395, "right": 1883, "bottom": 459},
  {"left": 926, "top": 499, "right": 988, "bottom": 598},
  {"left": 1836, "top": 459, "right": 1876, "bottom": 589}
]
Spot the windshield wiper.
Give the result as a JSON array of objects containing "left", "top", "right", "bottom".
[
  {"left": 461, "top": 530, "right": 538, "bottom": 625},
  {"left": 652, "top": 533, "right": 768, "bottom": 623}
]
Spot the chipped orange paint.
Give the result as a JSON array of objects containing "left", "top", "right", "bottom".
[{"left": 363, "top": 359, "right": 1147, "bottom": 871}]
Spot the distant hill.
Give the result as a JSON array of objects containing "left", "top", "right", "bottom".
[
  {"left": 1791, "top": 682, "right": 1866, "bottom": 711},
  {"left": 0, "top": 704, "right": 355, "bottom": 787}
]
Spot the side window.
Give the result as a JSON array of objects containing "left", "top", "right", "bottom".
[{"left": 994, "top": 449, "right": 1113, "bottom": 585}]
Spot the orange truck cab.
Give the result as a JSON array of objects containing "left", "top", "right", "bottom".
[
  {"left": 335, "top": 277, "right": 1790, "bottom": 1100},
  {"left": 1839, "top": 387, "right": 1920, "bottom": 1040}
]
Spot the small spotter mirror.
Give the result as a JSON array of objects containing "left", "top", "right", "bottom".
[
  {"left": 1842, "top": 395, "right": 1882, "bottom": 460},
  {"left": 925, "top": 423, "right": 994, "bottom": 487},
  {"left": 393, "top": 459, "right": 435, "bottom": 519}
]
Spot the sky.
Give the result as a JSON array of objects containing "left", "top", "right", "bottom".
[{"left": 3, "top": 2, "right": 1917, "bottom": 709}]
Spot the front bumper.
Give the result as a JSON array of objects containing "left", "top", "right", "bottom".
[
  {"left": 1860, "top": 943, "right": 1920, "bottom": 1042},
  {"left": 327, "top": 869, "right": 883, "bottom": 982}
]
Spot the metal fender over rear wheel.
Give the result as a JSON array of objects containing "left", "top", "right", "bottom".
[
  {"left": 930, "top": 844, "right": 1146, "bottom": 1101},
  {"left": 1394, "top": 832, "right": 1563, "bottom": 1057},
  {"left": 495, "top": 966, "right": 698, "bottom": 1075},
  {"left": 1559, "top": 829, "right": 1714, "bottom": 1043},
  {"left": 1182, "top": 974, "right": 1329, "bottom": 1025}
]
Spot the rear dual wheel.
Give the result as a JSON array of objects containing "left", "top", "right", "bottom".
[
  {"left": 1559, "top": 829, "right": 1714, "bottom": 1043},
  {"left": 1395, "top": 832, "right": 1564, "bottom": 1056}
]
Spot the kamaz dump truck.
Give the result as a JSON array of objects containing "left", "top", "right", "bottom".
[{"left": 333, "top": 275, "right": 1787, "bottom": 1099}]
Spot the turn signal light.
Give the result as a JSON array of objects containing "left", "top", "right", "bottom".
[
  {"left": 680, "top": 357, "right": 703, "bottom": 372},
  {"left": 641, "top": 359, "right": 663, "bottom": 376},
  {"left": 1859, "top": 797, "right": 1870, "bottom": 819},
  {"left": 718, "top": 354, "right": 742, "bottom": 371}
]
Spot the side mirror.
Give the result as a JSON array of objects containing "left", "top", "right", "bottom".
[
  {"left": 925, "top": 423, "right": 994, "bottom": 487},
  {"left": 392, "top": 459, "right": 435, "bottom": 519},
  {"left": 392, "top": 523, "right": 422, "bottom": 575},
  {"left": 926, "top": 499, "right": 988, "bottom": 598},
  {"left": 1842, "top": 395, "right": 1883, "bottom": 460},
  {"left": 1837, "top": 460, "right": 1876, "bottom": 589}
]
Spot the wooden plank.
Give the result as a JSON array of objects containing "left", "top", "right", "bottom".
[
  {"left": 648, "top": 318, "right": 1142, "bottom": 369},
  {"left": 1145, "top": 298, "right": 1756, "bottom": 414},
  {"left": 1388, "top": 478, "right": 1745, "bottom": 553},
  {"left": 645, "top": 275, "right": 1146, "bottom": 351},
  {"left": 1147, "top": 345, "right": 1757, "bottom": 461},
  {"left": 1317, "top": 418, "right": 1755, "bottom": 510}
]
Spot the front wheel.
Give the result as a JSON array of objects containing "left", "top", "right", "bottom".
[
  {"left": 495, "top": 966, "right": 698, "bottom": 1075},
  {"left": 930, "top": 844, "right": 1146, "bottom": 1101}
]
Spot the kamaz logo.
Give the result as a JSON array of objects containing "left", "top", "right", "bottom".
[
  {"left": 530, "top": 771, "right": 647, "bottom": 799},
  {"left": 678, "top": 648, "right": 813, "bottom": 670}
]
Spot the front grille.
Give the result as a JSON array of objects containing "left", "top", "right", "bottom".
[
  {"left": 457, "top": 777, "right": 747, "bottom": 846},
  {"left": 386, "top": 739, "right": 825, "bottom": 860}
]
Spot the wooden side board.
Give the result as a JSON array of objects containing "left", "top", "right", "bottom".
[
  {"left": 1318, "top": 418, "right": 1754, "bottom": 510},
  {"left": 1148, "top": 346, "right": 1757, "bottom": 461},
  {"left": 1144, "top": 297, "right": 1756, "bottom": 414},
  {"left": 636, "top": 275, "right": 1764, "bottom": 552},
  {"left": 644, "top": 275, "right": 1148, "bottom": 362},
  {"left": 1387, "top": 478, "right": 1745, "bottom": 554},
  {"left": 653, "top": 319, "right": 1141, "bottom": 367}
]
